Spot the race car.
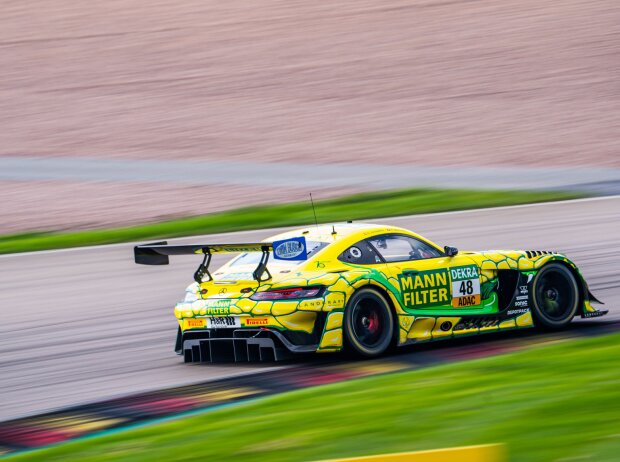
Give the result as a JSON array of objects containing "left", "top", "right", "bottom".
[{"left": 134, "top": 223, "right": 607, "bottom": 362}]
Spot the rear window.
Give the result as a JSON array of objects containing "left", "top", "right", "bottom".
[{"left": 228, "top": 240, "right": 329, "bottom": 268}]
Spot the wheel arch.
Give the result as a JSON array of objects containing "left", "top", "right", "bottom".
[
  {"left": 347, "top": 283, "right": 400, "bottom": 346},
  {"left": 529, "top": 259, "right": 583, "bottom": 329},
  {"left": 534, "top": 258, "right": 588, "bottom": 315}
]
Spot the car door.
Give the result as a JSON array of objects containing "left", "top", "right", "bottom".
[{"left": 367, "top": 234, "right": 482, "bottom": 312}]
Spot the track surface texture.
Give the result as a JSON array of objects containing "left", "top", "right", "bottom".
[{"left": 0, "top": 197, "right": 618, "bottom": 421}]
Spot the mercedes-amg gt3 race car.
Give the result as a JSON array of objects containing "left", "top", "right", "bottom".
[{"left": 134, "top": 223, "right": 607, "bottom": 363}]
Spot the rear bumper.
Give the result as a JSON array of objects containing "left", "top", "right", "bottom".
[{"left": 179, "top": 328, "right": 318, "bottom": 363}]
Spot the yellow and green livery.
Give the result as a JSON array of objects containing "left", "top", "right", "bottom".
[{"left": 134, "top": 223, "right": 606, "bottom": 362}]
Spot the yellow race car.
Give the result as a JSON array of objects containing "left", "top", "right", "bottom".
[{"left": 134, "top": 223, "right": 606, "bottom": 362}]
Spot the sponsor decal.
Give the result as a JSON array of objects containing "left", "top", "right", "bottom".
[
  {"left": 217, "top": 246, "right": 261, "bottom": 253},
  {"left": 198, "top": 299, "right": 233, "bottom": 315},
  {"left": 244, "top": 317, "right": 270, "bottom": 326},
  {"left": 519, "top": 285, "right": 529, "bottom": 295},
  {"left": 325, "top": 293, "right": 346, "bottom": 309},
  {"left": 205, "top": 299, "right": 231, "bottom": 307},
  {"left": 273, "top": 237, "right": 307, "bottom": 261},
  {"left": 186, "top": 318, "right": 206, "bottom": 328},
  {"left": 454, "top": 295, "right": 479, "bottom": 307},
  {"left": 206, "top": 316, "right": 241, "bottom": 328},
  {"left": 299, "top": 299, "right": 324, "bottom": 310},
  {"left": 398, "top": 269, "right": 450, "bottom": 308},
  {"left": 514, "top": 300, "right": 528, "bottom": 307},
  {"left": 516, "top": 295, "right": 528, "bottom": 301},
  {"left": 507, "top": 308, "right": 529, "bottom": 316},
  {"left": 450, "top": 265, "right": 481, "bottom": 308},
  {"left": 204, "top": 307, "right": 230, "bottom": 315},
  {"left": 454, "top": 318, "right": 500, "bottom": 331}
]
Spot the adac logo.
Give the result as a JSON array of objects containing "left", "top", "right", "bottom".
[{"left": 273, "top": 237, "right": 308, "bottom": 261}]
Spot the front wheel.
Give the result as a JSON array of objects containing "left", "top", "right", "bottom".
[
  {"left": 344, "top": 288, "right": 394, "bottom": 357},
  {"left": 531, "top": 263, "right": 580, "bottom": 329}
]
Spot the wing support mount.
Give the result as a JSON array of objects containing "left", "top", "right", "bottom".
[
  {"left": 194, "top": 249, "right": 213, "bottom": 283},
  {"left": 253, "top": 245, "right": 272, "bottom": 282}
]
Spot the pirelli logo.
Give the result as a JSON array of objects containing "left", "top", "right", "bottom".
[
  {"left": 244, "top": 317, "right": 269, "bottom": 326},
  {"left": 186, "top": 318, "right": 206, "bottom": 328}
]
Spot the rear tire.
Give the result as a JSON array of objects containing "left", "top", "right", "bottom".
[
  {"left": 344, "top": 288, "right": 394, "bottom": 357},
  {"left": 531, "top": 263, "right": 579, "bottom": 329}
]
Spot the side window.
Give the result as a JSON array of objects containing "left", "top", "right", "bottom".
[
  {"left": 338, "top": 240, "right": 383, "bottom": 265},
  {"left": 368, "top": 234, "right": 443, "bottom": 263}
]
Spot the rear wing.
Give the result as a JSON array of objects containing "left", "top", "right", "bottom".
[{"left": 134, "top": 241, "right": 273, "bottom": 282}]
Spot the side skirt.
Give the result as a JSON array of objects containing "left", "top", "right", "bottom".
[{"left": 398, "top": 311, "right": 535, "bottom": 347}]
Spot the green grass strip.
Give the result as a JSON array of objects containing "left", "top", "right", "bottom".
[
  {"left": 9, "top": 332, "right": 620, "bottom": 462},
  {"left": 0, "top": 188, "right": 583, "bottom": 254}
]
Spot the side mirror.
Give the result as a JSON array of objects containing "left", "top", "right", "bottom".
[{"left": 444, "top": 246, "right": 459, "bottom": 257}]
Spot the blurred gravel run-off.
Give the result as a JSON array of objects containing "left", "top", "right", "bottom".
[
  {"left": 2, "top": 0, "right": 619, "bottom": 166},
  {"left": 1, "top": 0, "right": 619, "bottom": 232}
]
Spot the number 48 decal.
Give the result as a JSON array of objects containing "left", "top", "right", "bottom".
[
  {"left": 450, "top": 265, "right": 481, "bottom": 308},
  {"left": 459, "top": 280, "right": 475, "bottom": 295}
]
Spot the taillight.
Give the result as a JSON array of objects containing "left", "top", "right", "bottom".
[{"left": 250, "top": 286, "right": 323, "bottom": 301}]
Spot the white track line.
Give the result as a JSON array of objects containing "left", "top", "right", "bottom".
[{"left": 1, "top": 195, "right": 618, "bottom": 259}]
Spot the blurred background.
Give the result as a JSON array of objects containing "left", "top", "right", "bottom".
[{"left": 1, "top": 0, "right": 619, "bottom": 234}]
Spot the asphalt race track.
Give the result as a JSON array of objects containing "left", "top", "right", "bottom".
[{"left": 1, "top": 197, "right": 618, "bottom": 421}]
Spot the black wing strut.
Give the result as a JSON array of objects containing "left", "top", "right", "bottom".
[
  {"left": 253, "top": 245, "right": 272, "bottom": 282},
  {"left": 193, "top": 249, "right": 213, "bottom": 283}
]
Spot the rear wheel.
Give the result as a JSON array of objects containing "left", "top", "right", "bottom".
[
  {"left": 344, "top": 288, "right": 394, "bottom": 357},
  {"left": 531, "top": 263, "right": 579, "bottom": 329}
]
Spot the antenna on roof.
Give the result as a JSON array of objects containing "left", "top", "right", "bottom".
[{"left": 309, "top": 193, "right": 319, "bottom": 230}]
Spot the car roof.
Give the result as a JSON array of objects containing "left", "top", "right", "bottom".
[{"left": 266, "top": 222, "right": 414, "bottom": 244}]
